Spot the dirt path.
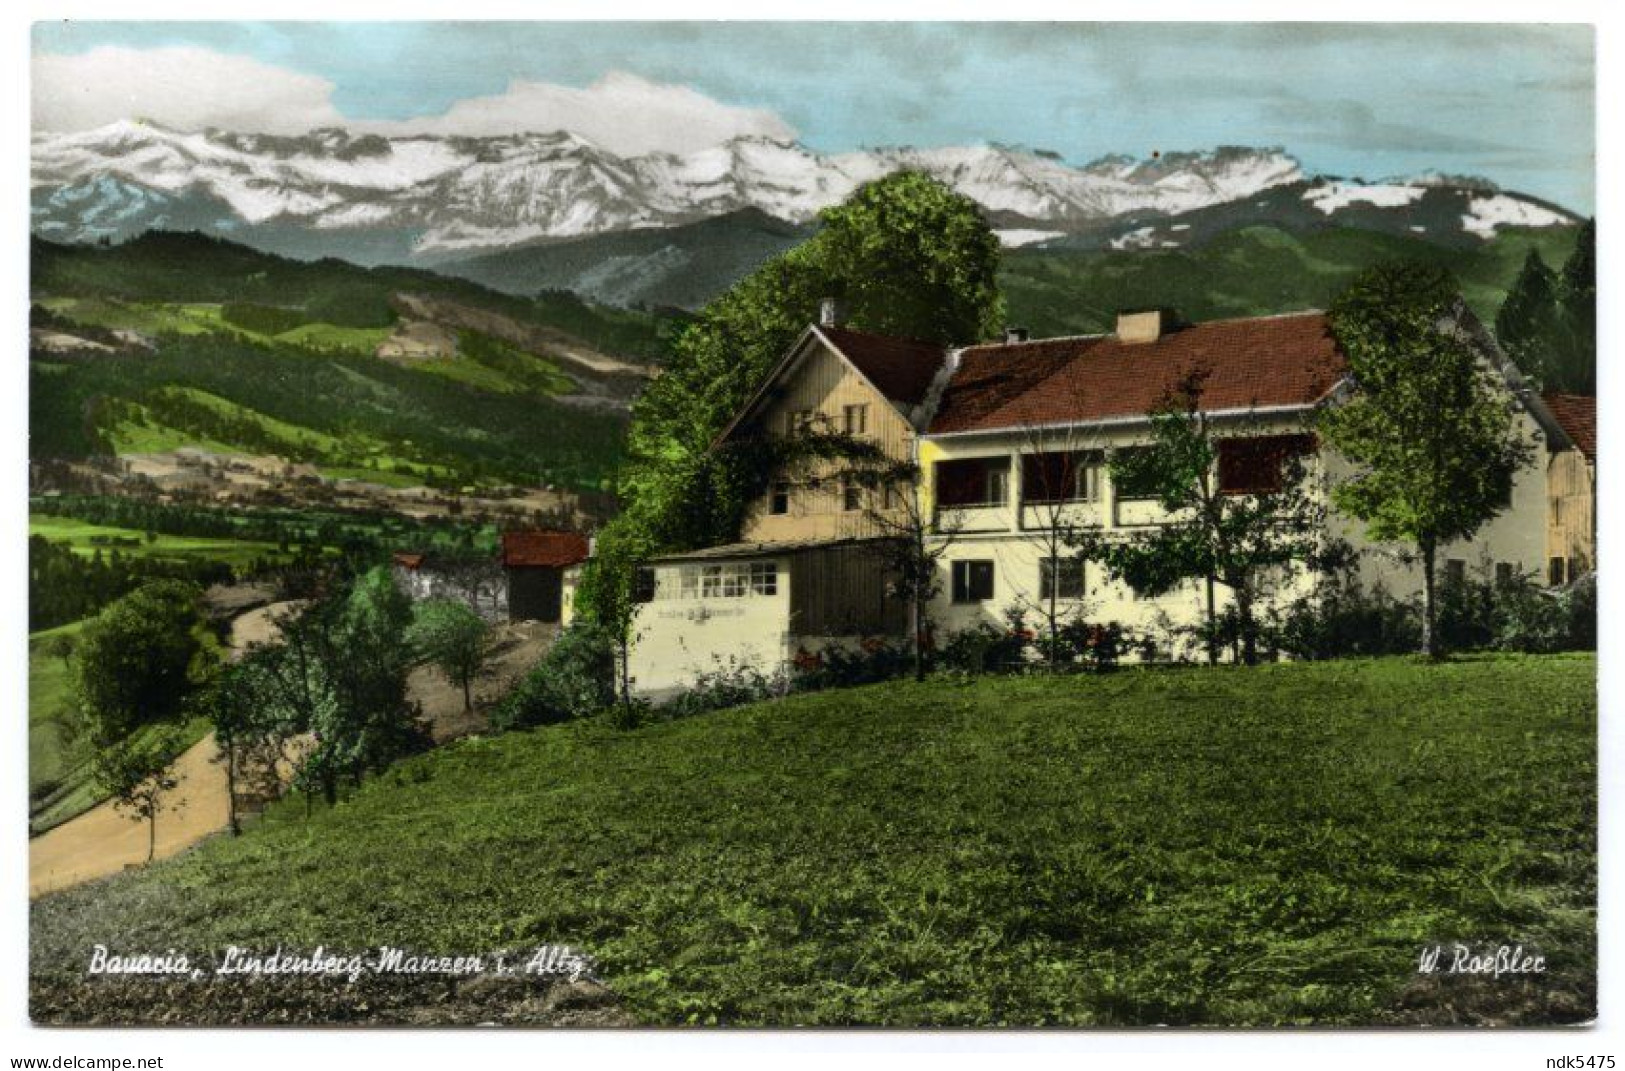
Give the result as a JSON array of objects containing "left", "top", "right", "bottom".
[
  {"left": 28, "top": 733, "right": 232, "bottom": 898},
  {"left": 411, "top": 620, "right": 557, "bottom": 743},
  {"left": 28, "top": 601, "right": 302, "bottom": 899},
  {"left": 30, "top": 606, "right": 554, "bottom": 898}
]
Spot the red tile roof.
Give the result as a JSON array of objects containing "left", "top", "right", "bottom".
[
  {"left": 929, "top": 312, "right": 1347, "bottom": 435},
  {"left": 392, "top": 552, "right": 426, "bottom": 569},
  {"left": 817, "top": 325, "right": 946, "bottom": 409},
  {"left": 1542, "top": 392, "right": 1596, "bottom": 460},
  {"left": 500, "top": 530, "right": 590, "bottom": 569}
]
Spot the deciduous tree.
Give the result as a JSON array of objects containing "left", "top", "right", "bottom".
[
  {"left": 1319, "top": 262, "right": 1534, "bottom": 657},
  {"left": 1071, "top": 371, "right": 1332, "bottom": 665},
  {"left": 407, "top": 599, "right": 495, "bottom": 713}
]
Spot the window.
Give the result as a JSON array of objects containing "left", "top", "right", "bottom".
[
  {"left": 1495, "top": 561, "right": 1515, "bottom": 587},
  {"left": 680, "top": 562, "right": 777, "bottom": 599},
  {"left": 770, "top": 480, "right": 790, "bottom": 515},
  {"left": 1022, "top": 450, "right": 1102, "bottom": 504},
  {"left": 936, "top": 457, "right": 1011, "bottom": 508},
  {"left": 632, "top": 567, "right": 657, "bottom": 604},
  {"left": 842, "top": 403, "right": 869, "bottom": 436},
  {"left": 951, "top": 560, "right": 996, "bottom": 603},
  {"left": 1111, "top": 448, "right": 1163, "bottom": 502},
  {"left": 748, "top": 562, "right": 778, "bottom": 596},
  {"left": 1039, "top": 557, "right": 1087, "bottom": 600},
  {"left": 1549, "top": 556, "right": 1567, "bottom": 586},
  {"left": 1217, "top": 434, "right": 1314, "bottom": 495},
  {"left": 1444, "top": 559, "right": 1467, "bottom": 586},
  {"left": 841, "top": 473, "right": 863, "bottom": 512}
]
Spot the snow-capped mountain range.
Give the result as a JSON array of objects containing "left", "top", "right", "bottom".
[{"left": 31, "top": 120, "right": 1578, "bottom": 264}]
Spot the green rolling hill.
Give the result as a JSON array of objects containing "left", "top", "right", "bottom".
[{"left": 30, "top": 234, "right": 688, "bottom": 492}]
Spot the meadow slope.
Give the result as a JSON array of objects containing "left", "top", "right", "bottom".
[{"left": 30, "top": 655, "right": 1596, "bottom": 1027}]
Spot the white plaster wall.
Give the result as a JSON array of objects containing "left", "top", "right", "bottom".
[{"left": 626, "top": 558, "right": 794, "bottom": 700}]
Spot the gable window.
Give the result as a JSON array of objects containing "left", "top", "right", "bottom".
[
  {"left": 1495, "top": 561, "right": 1515, "bottom": 586},
  {"left": 1217, "top": 434, "right": 1315, "bottom": 496},
  {"left": 841, "top": 473, "right": 863, "bottom": 512},
  {"left": 1022, "top": 450, "right": 1102, "bottom": 504},
  {"left": 936, "top": 457, "right": 1011, "bottom": 508},
  {"left": 770, "top": 481, "right": 791, "bottom": 515},
  {"left": 1039, "top": 557, "right": 1087, "bottom": 601},
  {"left": 786, "top": 409, "right": 817, "bottom": 437},
  {"left": 1444, "top": 559, "right": 1467, "bottom": 586},
  {"left": 842, "top": 403, "right": 869, "bottom": 436},
  {"left": 951, "top": 560, "right": 996, "bottom": 603},
  {"left": 1549, "top": 556, "right": 1567, "bottom": 586}
]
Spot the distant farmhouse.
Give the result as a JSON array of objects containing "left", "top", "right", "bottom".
[
  {"left": 592, "top": 305, "right": 1590, "bottom": 700},
  {"left": 394, "top": 530, "right": 590, "bottom": 624}
]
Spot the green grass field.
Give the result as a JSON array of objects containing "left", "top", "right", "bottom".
[
  {"left": 28, "top": 621, "right": 211, "bottom": 835},
  {"left": 28, "top": 514, "right": 288, "bottom": 570},
  {"left": 41, "top": 298, "right": 392, "bottom": 356},
  {"left": 28, "top": 655, "right": 1596, "bottom": 1026}
]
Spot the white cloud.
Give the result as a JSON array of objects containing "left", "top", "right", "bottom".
[
  {"left": 359, "top": 72, "right": 796, "bottom": 155},
  {"left": 33, "top": 46, "right": 346, "bottom": 135},
  {"left": 34, "top": 49, "right": 796, "bottom": 156}
]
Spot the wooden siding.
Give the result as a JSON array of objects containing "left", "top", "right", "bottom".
[
  {"left": 789, "top": 545, "right": 907, "bottom": 636},
  {"left": 1547, "top": 449, "right": 1595, "bottom": 577},
  {"left": 737, "top": 338, "right": 919, "bottom": 542}
]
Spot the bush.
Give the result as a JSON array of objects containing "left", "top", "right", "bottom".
[
  {"left": 1564, "top": 573, "right": 1597, "bottom": 650},
  {"left": 661, "top": 659, "right": 783, "bottom": 721},
  {"left": 791, "top": 637, "right": 911, "bottom": 692},
  {"left": 1487, "top": 570, "right": 1595, "bottom": 654},
  {"left": 1271, "top": 578, "right": 1423, "bottom": 661},
  {"left": 937, "top": 618, "right": 1029, "bottom": 675},
  {"left": 1274, "top": 566, "right": 1595, "bottom": 660},
  {"left": 490, "top": 622, "right": 615, "bottom": 731},
  {"left": 1057, "top": 620, "right": 1129, "bottom": 671}
]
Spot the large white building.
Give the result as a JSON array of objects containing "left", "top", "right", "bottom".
[{"left": 615, "top": 305, "right": 1579, "bottom": 699}]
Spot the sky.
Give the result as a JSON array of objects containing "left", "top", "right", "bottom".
[{"left": 31, "top": 21, "right": 1596, "bottom": 212}]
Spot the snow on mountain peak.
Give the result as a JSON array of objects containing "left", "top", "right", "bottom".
[{"left": 29, "top": 123, "right": 1570, "bottom": 257}]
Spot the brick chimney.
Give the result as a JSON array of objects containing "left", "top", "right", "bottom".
[
  {"left": 1116, "top": 308, "right": 1178, "bottom": 344},
  {"left": 819, "top": 296, "right": 847, "bottom": 328}
]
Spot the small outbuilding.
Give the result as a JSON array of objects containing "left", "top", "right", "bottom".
[{"left": 501, "top": 530, "right": 592, "bottom": 623}]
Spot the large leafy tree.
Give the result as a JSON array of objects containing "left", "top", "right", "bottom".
[
  {"left": 240, "top": 568, "right": 426, "bottom": 808},
  {"left": 578, "top": 171, "right": 1004, "bottom": 631},
  {"left": 1320, "top": 262, "right": 1534, "bottom": 657},
  {"left": 74, "top": 580, "right": 216, "bottom": 863},
  {"left": 1072, "top": 371, "right": 1332, "bottom": 665},
  {"left": 73, "top": 579, "right": 214, "bottom": 744}
]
